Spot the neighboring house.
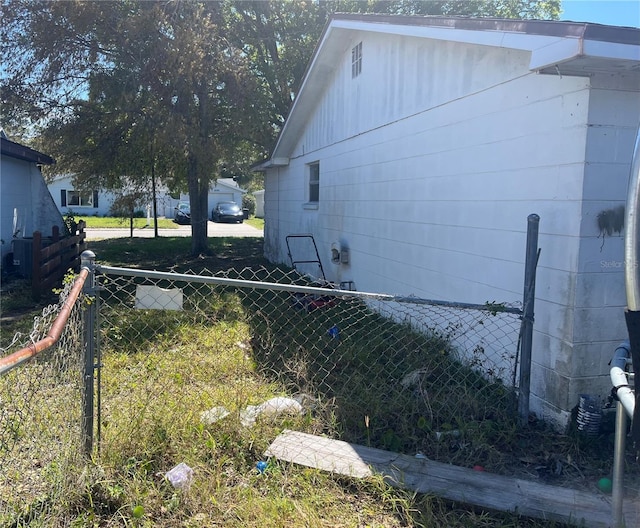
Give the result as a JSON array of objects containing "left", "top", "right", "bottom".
[
  {"left": 1, "top": 134, "right": 62, "bottom": 270},
  {"left": 49, "top": 174, "right": 180, "bottom": 219},
  {"left": 48, "top": 174, "right": 247, "bottom": 221},
  {"left": 256, "top": 14, "right": 640, "bottom": 428},
  {"left": 179, "top": 178, "right": 246, "bottom": 219},
  {"left": 48, "top": 174, "right": 106, "bottom": 216}
]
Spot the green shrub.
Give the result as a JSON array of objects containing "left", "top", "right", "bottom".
[
  {"left": 242, "top": 194, "right": 256, "bottom": 216},
  {"left": 63, "top": 210, "right": 77, "bottom": 235}
]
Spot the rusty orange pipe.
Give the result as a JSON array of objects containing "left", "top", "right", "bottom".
[{"left": 0, "top": 268, "right": 89, "bottom": 375}]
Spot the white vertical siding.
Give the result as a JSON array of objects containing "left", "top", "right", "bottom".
[{"left": 295, "top": 34, "right": 532, "bottom": 159}]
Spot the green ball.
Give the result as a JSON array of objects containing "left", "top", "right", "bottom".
[{"left": 597, "top": 477, "right": 612, "bottom": 493}]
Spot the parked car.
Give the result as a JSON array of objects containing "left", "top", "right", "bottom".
[
  {"left": 212, "top": 201, "right": 244, "bottom": 223},
  {"left": 174, "top": 202, "right": 191, "bottom": 225}
]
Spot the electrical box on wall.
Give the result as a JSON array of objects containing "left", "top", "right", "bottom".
[{"left": 331, "top": 243, "right": 350, "bottom": 265}]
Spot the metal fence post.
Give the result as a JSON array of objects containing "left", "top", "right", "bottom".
[
  {"left": 612, "top": 399, "right": 627, "bottom": 527},
  {"left": 519, "top": 214, "right": 540, "bottom": 425},
  {"left": 81, "top": 250, "right": 97, "bottom": 455}
]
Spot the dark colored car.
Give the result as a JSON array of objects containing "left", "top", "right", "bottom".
[
  {"left": 174, "top": 202, "right": 191, "bottom": 225},
  {"left": 212, "top": 201, "right": 244, "bottom": 223}
]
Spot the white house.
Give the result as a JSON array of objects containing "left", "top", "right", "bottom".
[
  {"left": 1, "top": 134, "right": 62, "bottom": 270},
  {"left": 256, "top": 14, "right": 640, "bottom": 427},
  {"left": 48, "top": 174, "right": 111, "bottom": 217},
  {"left": 179, "top": 178, "right": 246, "bottom": 219},
  {"left": 48, "top": 175, "right": 246, "bottom": 220},
  {"left": 48, "top": 174, "right": 176, "bottom": 218}
]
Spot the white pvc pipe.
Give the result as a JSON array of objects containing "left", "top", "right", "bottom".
[{"left": 610, "top": 343, "right": 635, "bottom": 419}]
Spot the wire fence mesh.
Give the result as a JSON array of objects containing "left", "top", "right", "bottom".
[
  {"left": 96, "top": 265, "right": 523, "bottom": 466},
  {"left": 7, "top": 259, "right": 640, "bottom": 526},
  {"left": 0, "top": 262, "right": 526, "bottom": 524},
  {"left": 0, "top": 279, "right": 87, "bottom": 525}
]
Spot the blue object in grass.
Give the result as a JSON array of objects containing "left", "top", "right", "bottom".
[
  {"left": 328, "top": 325, "right": 340, "bottom": 339},
  {"left": 256, "top": 461, "right": 268, "bottom": 473}
]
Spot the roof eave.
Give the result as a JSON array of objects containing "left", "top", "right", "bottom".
[
  {"left": 1, "top": 137, "right": 56, "bottom": 165},
  {"left": 252, "top": 157, "right": 290, "bottom": 172},
  {"left": 531, "top": 38, "right": 640, "bottom": 74}
]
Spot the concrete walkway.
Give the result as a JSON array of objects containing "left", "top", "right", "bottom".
[{"left": 85, "top": 221, "right": 263, "bottom": 240}]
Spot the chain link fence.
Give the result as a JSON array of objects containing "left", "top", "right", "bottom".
[
  {"left": 96, "top": 264, "right": 524, "bottom": 465},
  {"left": 0, "top": 277, "right": 88, "bottom": 525},
  {"left": 0, "top": 261, "right": 526, "bottom": 524}
]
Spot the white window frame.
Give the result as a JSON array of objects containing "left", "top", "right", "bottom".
[
  {"left": 67, "top": 190, "right": 93, "bottom": 207},
  {"left": 308, "top": 162, "right": 320, "bottom": 204}
]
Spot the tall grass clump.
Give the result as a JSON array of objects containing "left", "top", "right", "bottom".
[
  {"left": 77, "top": 286, "right": 426, "bottom": 527},
  {"left": 244, "top": 287, "right": 517, "bottom": 467}
]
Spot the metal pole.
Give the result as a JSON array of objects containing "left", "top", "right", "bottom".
[
  {"left": 624, "top": 130, "right": 640, "bottom": 312},
  {"left": 81, "top": 250, "right": 97, "bottom": 456},
  {"left": 624, "top": 128, "right": 640, "bottom": 449},
  {"left": 519, "top": 214, "right": 540, "bottom": 425},
  {"left": 612, "top": 400, "right": 627, "bottom": 527}
]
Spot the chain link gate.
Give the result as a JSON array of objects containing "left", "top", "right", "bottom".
[{"left": 94, "top": 263, "right": 524, "bottom": 469}]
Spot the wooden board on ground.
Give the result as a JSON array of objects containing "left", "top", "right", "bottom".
[{"left": 265, "top": 429, "right": 639, "bottom": 528}]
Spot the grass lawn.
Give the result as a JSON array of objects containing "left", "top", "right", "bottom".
[
  {"left": 1, "top": 236, "right": 634, "bottom": 528},
  {"left": 244, "top": 217, "right": 264, "bottom": 230},
  {"left": 74, "top": 215, "right": 178, "bottom": 229},
  {"left": 74, "top": 215, "right": 264, "bottom": 230}
]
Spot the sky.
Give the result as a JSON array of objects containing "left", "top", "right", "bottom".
[{"left": 560, "top": 0, "right": 640, "bottom": 27}]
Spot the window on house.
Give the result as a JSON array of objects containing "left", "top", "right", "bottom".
[
  {"left": 61, "top": 189, "right": 98, "bottom": 208},
  {"left": 68, "top": 191, "right": 92, "bottom": 207},
  {"left": 352, "top": 41, "right": 362, "bottom": 78},
  {"left": 308, "top": 162, "right": 320, "bottom": 203}
]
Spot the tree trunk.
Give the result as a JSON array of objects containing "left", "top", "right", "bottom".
[
  {"left": 187, "top": 154, "right": 209, "bottom": 255},
  {"left": 151, "top": 145, "right": 159, "bottom": 238}
]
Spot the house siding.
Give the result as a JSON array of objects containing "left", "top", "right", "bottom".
[
  {"left": 1, "top": 156, "right": 63, "bottom": 263},
  {"left": 531, "top": 74, "right": 640, "bottom": 421},
  {"left": 270, "top": 35, "right": 590, "bottom": 299},
  {"left": 264, "top": 28, "right": 640, "bottom": 426}
]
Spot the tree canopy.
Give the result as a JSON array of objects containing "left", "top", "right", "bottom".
[{"left": 1, "top": 0, "right": 560, "bottom": 254}]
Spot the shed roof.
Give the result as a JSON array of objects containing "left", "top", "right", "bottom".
[
  {"left": 258, "top": 13, "right": 640, "bottom": 168},
  {"left": 1, "top": 136, "right": 55, "bottom": 165}
]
